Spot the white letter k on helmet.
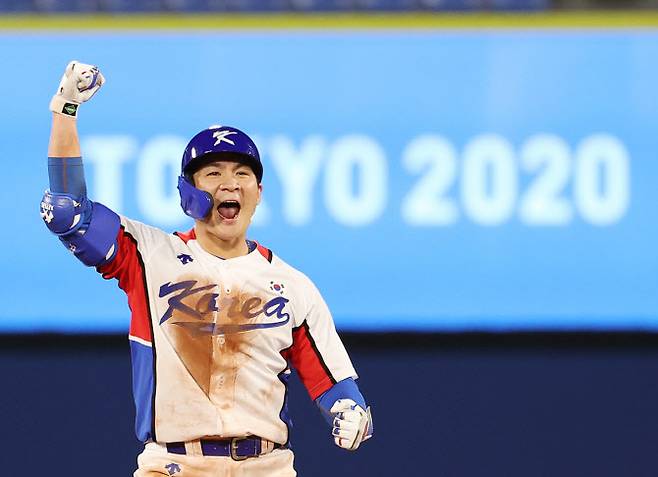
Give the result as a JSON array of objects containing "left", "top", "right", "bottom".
[{"left": 213, "top": 130, "right": 237, "bottom": 146}]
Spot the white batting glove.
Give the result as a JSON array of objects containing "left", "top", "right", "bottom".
[
  {"left": 49, "top": 60, "right": 105, "bottom": 118},
  {"left": 330, "top": 399, "right": 373, "bottom": 451}
]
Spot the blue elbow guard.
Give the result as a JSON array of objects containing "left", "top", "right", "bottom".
[
  {"left": 40, "top": 190, "right": 91, "bottom": 235},
  {"left": 63, "top": 202, "right": 120, "bottom": 266},
  {"left": 41, "top": 190, "right": 120, "bottom": 267}
]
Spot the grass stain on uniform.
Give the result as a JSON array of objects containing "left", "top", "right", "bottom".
[
  {"left": 163, "top": 274, "right": 215, "bottom": 396},
  {"left": 161, "top": 274, "right": 267, "bottom": 409}
]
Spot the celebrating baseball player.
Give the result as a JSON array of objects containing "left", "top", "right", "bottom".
[{"left": 41, "top": 61, "right": 373, "bottom": 476}]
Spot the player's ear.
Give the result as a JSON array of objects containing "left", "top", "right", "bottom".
[{"left": 256, "top": 183, "right": 263, "bottom": 205}]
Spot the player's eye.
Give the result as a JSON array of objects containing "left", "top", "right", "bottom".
[{"left": 207, "top": 171, "right": 220, "bottom": 177}]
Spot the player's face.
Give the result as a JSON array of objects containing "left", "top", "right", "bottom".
[{"left": 192, "top": 160, "right": 262, "bottom": 242}]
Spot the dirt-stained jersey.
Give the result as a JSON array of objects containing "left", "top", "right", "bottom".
[{"left": 98, "top": 216, "right": 357, "bottom": 445}]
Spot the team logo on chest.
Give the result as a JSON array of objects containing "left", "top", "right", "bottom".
[
  {"left": 177, "top": 253, "right": 193, "bottom": 264},
  {"left": 157, "top": 277, "right": 291, "bottom": 397},
  {"left": 158, "top": 279, "right": 290, "bottom": 335}
]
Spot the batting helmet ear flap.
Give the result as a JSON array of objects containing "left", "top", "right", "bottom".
[{"left": 178, "top": 175, "right": 213, "bottom": 220}]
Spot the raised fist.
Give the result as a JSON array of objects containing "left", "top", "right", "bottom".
[
  {"left": 50, "top": 60, "right": 105, "bottom": 117},
  {"left": 329, "top": 399, "right": 373, "bottom": 451}
]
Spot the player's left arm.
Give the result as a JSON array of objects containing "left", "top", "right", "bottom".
[{"left": 289, "top": 278, "right": 373, "bottom": 451}]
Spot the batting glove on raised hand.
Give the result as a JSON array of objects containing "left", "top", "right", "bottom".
[
  {"left": 330, "top": 399, "right": 373, "bottom": 451},
  {"left": 50, "top": 60, "right": 105, "bottom": 118}
]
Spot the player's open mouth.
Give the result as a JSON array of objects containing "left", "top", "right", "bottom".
[{"left": 217, "top": 200, "right": 241, "bottom": 221}]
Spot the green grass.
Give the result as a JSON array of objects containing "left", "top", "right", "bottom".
[{"left": 1, "top": 11, "right": 658, "bottom": 30}]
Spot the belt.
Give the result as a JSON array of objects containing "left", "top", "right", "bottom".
[{"left": 165, "top": 437, "right": 285, "bottom": 461}]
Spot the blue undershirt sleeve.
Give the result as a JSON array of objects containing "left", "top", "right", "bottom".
[
  {"left": 315, "top": 377, "right": 367, "bottom": 425},
  {"left": 48, "top": 156, "right": 87, "bottom": 196}
]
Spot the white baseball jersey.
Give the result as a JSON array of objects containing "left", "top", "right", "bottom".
[{"left": 97, "top": 216, "right": 357, "bottom": 445}]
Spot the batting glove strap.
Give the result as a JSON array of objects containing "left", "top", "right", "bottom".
[{"left": 49, "top": 96, "right": 80, "bottom": 117}]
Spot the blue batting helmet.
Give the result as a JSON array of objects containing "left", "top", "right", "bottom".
[{"left": 177, "top": 125, "right": 263, "bottom": 219}]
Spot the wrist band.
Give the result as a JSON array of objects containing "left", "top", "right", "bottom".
[{"left": 49, "top": 95, "right": 79, "bottom": 117}]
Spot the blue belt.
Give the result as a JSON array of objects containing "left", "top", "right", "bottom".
[{"left": 166, "top": 437, "right": 284, "bottom": 461}]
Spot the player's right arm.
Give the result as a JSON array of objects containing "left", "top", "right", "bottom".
[{"left": 41, "top": 61, "right": 120, "bottom": 267}]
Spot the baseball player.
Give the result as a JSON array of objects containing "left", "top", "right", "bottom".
[{"left": 41, "top": 61, "right": 373, "bottom": 477}]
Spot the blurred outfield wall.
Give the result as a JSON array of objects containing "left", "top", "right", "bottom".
[{"left": 2, "top": 13, "right": 658, "bottom": 332}]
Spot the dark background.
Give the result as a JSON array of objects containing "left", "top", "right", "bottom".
[{"left": 3, "top": 333, "right": 657, "bottom": 477}]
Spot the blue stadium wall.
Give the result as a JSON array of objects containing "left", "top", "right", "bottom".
[{"left": 3, "top": 334, "right": 658, "bottom": 477}]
